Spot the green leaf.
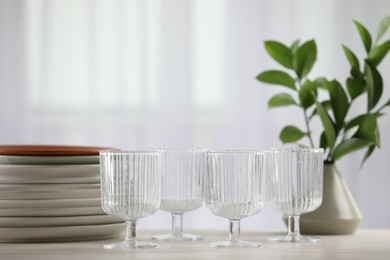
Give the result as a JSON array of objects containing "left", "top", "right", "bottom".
[
  {"left": 365, "top": 62, "right": 383, "bottom": 111},
  {"left": 375, "top": 123, "right": 381, "bottom": 148},
  {"left": 268, "top": 93, "right": 297, "bottom": 108},
  {"left": 343, "top": 125, "right": 359, "bottom": 140},
  {"left": 315, "top": 99, "right": 336, "bottom": 150},
  {"left": 345, "top": 113, "right": 383, "bottom": 130},
  {"left": 319, "top": 131, "right": 328, "bottom": 150},
  {"left": 279, "top": 125, "right": 306, "bottom": 143},
  {"left": 313, "top": 77, "right": 329, "bottom": 90},
  {"left": 345, "top": 115, "right": 382, "bottom": 149},
  {"left": 328, "top": 80, "right": 349, "bottom": 130},
  {"left": 342, "top": 45, "right": 360, "bottom": 69},
  {"left": 353, "top": 114, "right": 380, "bottom": 146},
  {"left": 367, "top": 40, "right": 390, "bottom": 66},
  {"left": 360, "top": 145, "right": 376, "bottom": 168},
  {"left": 345, "top": 114, "right": 366, "bottom": 131},
  {"left": 346, "top": 77, "right": 365, "bottom": 100},
  {"left": 299, "top": 80, "right": 316, "bottom": 109},
  {"left": 290, "top": 40, "right": 300, "bottom": 55},
  {"left": 293, "top": 39, "right": 317, "bottom": 79},
  {"left": 376, "top": 124, "right": 381, "bottom": 147},
  {"left": 354, "top": 20, "right": 372, "bottom": 53},
  {"left": 350, "top": 67, "right": 365, "bottom": 86},
  {"left": 332, "top": 138, "right": 374, "bottom": 161},
  {"left": 376, "top": 16, "right": 390, "bottom": 43},
  {"left": 310, "top": 100, "right": 331, "bottom": 119},
  {"left": 264, "top": 41, "right": 293, "bottom": 69},
  {"left": 256, "top": 70, "right": 296, "bottom": 90}
]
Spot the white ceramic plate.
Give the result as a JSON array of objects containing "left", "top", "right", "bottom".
[
  {"left": 0, "top": 183, "right": 100, "bottom": 191},
  {"left": 0, "top": 214, "right": 123, "bottom": 228},
  {"left": 0, "top": 164, "right": 100, "bottom": 184},
  {"left": 0, "top": 155, "right": 99, "bottom": 165},
  {"left": 0, "top": 207, "right": 106, "bottom": 217},
  {"left": 0, "top": 198, "right": 101, "bottom": 209},
  {"left": 0, "top": 189, "right": 100, "bottom": 200},
  {"left": 0, "top": 223, "right": 125, "bottom": 242}
]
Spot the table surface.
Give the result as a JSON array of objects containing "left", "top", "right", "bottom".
[{"left": 0, "top": 229, "right": 389, "bottom": 260}]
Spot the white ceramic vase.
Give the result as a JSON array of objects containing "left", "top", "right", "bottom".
[{"left": 299, "top": 163, "right": 362, "bottom": 235}]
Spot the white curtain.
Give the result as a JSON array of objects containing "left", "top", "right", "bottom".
[{"left": 0, "top": 0, "right": 390, "bottom": 229}]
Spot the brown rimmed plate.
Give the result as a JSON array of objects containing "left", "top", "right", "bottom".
[{"left": 0, "top": 145, "right": 118, "bottom": 156}]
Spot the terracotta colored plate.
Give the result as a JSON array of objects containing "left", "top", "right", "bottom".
[{"left": 0, "top": 145, "right": 119, "bottom": 156}]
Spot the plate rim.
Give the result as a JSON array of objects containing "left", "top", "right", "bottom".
[
  {"left": 0, "top": 155, "right": 100, "bottom": 165},
  {"left": 0, "top": 145, "right": 119, "bottom": 156},
  {"left": 0, "top": 214, "right": 123, "bottom": 227},
  {"left": 0, "top": 222, "right": 124, "bottom": 242},
  {"left": 0, "top": 206, "right": 106, "bottom": 217}
]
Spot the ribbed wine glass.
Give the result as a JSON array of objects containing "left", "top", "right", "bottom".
[
  {"left": 265, "top": 147, "right": 323, "bottom": 242},
  {"left": 152, "top": 149, "right": 206, "bottom": 241},
  {"left": 206, "top": 150, "right": 264, "bottom": 248},
  {"left": 100, "top": 151, "right": 161, "bottom": 249}
]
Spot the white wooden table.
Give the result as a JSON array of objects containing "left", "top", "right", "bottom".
[{"left": 0, "top": 229, "right": 389, "bottom": 260}]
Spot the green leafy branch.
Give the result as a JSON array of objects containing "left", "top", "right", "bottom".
[{"left": 256, "top": 16, "right": 390, "bottom": 165}]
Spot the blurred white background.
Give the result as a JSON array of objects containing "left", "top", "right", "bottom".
[{"left": 0, "top": 0, "right": 389, "bottom": 231}]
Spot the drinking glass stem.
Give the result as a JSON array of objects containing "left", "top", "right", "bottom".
[
  {"left": 172, "top": 213, "right": 183, "bottom": 237},
  {"left": 125, "top": 220, "right": 137, "bottom": 245},
  {"left": 287, "top": 215, "right": 301, "bottom": 240},
  {"left": 229, "top": 220, "right": 241, "bottom": 243}
]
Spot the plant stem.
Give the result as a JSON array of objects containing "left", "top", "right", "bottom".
[
  {"left": 325, "top": 152, "right": 333, "bottom": 163},
  {"left": 297, "top": 79, "right": 315, "bottom": 148},
  {"left": 375, "top": 102, "right": 389, "bottom": 114},
  {"left": 303, "top": 109, "right": 315, "bottom": 148}
]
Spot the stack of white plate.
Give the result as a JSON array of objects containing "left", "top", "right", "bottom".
[{"left": 0, "top": 145, "right": 124, "bottom": 242}]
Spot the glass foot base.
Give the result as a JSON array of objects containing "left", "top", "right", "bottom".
[
  {"left": 103, "top": 240, "right": 158, "bottom": 249},
  {"left": 268, "top": 234, "right": 320, "bottom": 243},
  {"left": 152, "top": 233, "right": 203, "bottom": 241},
  {"left": 208, "top": 240, "right": 261, "bottom": 248}
]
